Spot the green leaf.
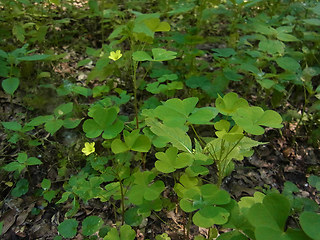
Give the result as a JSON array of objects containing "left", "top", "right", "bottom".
[
  {"left": 26, "top": 157, "right": 42, "bottom": 166},
  {"left": 151, "top": 48, "right": 177, "bottom": 61},
  {"left": 72, "top": 86, "right": 92, "bottom": 97},
  {"left": 13, "top": 24, "right": 25, "bottom": 42},
  {"left": 277, "top": 33, "right": 300, "bottom": 42},
  {"left": 1, "top": 121, "right": 22, "bottom": 131},
  {"left": 83, "top": 119, "right": 103, "bottom": 138},
  {"left": 0, "top": 221, "right": 3, "bottom": 235},
  {"left": 17, "top": 54, "right": 50, "bottom": 61},
  {"left": 308, "top": 175, "right": 320, "bottom": 191},
  {"left": 215, "top": 92, "right": 249, "bottom": 116},
  {"left": 300, "top": 211, "right": 320, "bottom": 240},
  {"left": 58, "top": 219, "right": 79, "bottom": 238},
  {"left": 12, "top": 178, "right": 29, "bottom": 197},
  {"left": 217, "top": 230, "right": 248, "bottom": 240},
  {"left": 2, "top": 77, "right": 20, "bottom": 95},
  {"left": 111, "top": 139, "right": 130, "bottom": 154},
  {"left": 27, "top": 115, "right": 54, "bottom": 126},
  {"left": 41, "top": 179, "right": 51, "bottom": 190},
  {"left": 146, "top": 118, "right": 192, "bottom": 153},
  {"left": 2, "top": 162, "right": 24, "bottom": 173},
  {"left": 303, "top": 18, "right": 320, "bottom": 26},
  {"left": 275, "top": 57, "right": 300, "bottom": 72},
  {"left": 82, "top": 216, "right": 103, "bottom": 236},
  {"left": 188, "top": 107, "right": 218, "bottom": 125},
  {"left": 193, "top": 206, "right": 230, "bottom": 228},
  {"left": 43, "top": 190, "right": 57, "bottom": 202},
  {"left": 232, "top": 107, "right": 283, "bottom": 135},
  {"left": 132, "top": 51, "right": 152, "bottom": 61},
  {"left": 54, "top": 102, "right": 73, "bottom": 118},
  {"left": 44, "top": 118, "right": 64, "bottom": 135},
  {"left": 258, "top": 39, "right": 285, "bottom": 55},
  {"left": 63, "top": 118, "right": 82, "bottom": 129},
  {"left": 104, "top": 225, "right": 135, "bottom": 240},
  {"left": 155, "top": 147, "right": 193, "bottom": 173}
]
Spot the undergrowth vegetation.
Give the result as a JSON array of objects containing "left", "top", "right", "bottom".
[{"left": 0, "top": 0, "right": 320, "bottom": 239}]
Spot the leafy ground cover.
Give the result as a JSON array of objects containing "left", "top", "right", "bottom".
[{"left": 0, "top": 0, "right": 320, "bottom": 239}]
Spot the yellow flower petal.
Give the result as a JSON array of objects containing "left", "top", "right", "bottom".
[
  {"left": 109, "top": 50, "right": 122, "bottom": 61},
  {"left": 82, "top": 142, "right": 95, "bottom": 156}
]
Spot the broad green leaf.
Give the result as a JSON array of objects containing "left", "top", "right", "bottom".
[
  {"left": 254, "top": 24, "right": 277, "bottom": 35},
  {"left": 200, "top": 184, "right": 231, "bottom": 205},
  {"left": 17, "top": 54, "right": 50, "bottom": 61},
  {"left": 82, "top": 216, "right": 103, "bottom": 236},
  {"left": 132, "top": 51, "right": 152, "bottom": 61},
  {"left": 2, "top": 162, "right": 24, "bottom": 173},
  {"left": 303, "top": 18, "right": 320, "bottom": 26},
  {"left": 215, "top": 92, "right": 249, "bottom": 116},
  {"left": 258, "top": 39, "right": 285, "bottom": 55},
  {"left": 104, "top": 225, "right": 135, "bottom": 240},
  {"left": 0, "top": 221, "right": 3, "bottom": 235},
  {"left": 41, "top": 179, "right": 51, "bottom": 190},
  {"left": 54, "top": 102, "right": 73, "bottom": 118},
  {"left": 299, "top": 211, "right": 320, "bottom": 240},
  {"left": 83, "top": 119, "right": 103, "bottom": 138},
  {"left": 2, "top": 77, "right": 19, "bottom": 95},
  {"left": 1, "top": 121, "right": 22, "bottom": 131},
  {"left": 152, "top": 48, "right": 177, "bottom": 61},
  {"left": 26, "top": 157, "right": 42, "bottom": 166},
  {"left": 232, "top": 107, "right": 283, "bottom": 135},
  {"left": 276, "top": 57, "right": 300, "bottom": 72},
  {"left": 144, "top": 180, "right": 165, "bottom": 201},
  {"left": 217, "top": 230, "right": 248, "bottom": 240},
  {"left": 17, "top": 152, "right": 28, "bottom": 163},
  {"left": 12, "top": 178, "right": 29, "bottom": 197},
  {"left": 63, "top": 118, "right": 82, "bottom": 129},
  {"left": 277, "top": 33, "right": 300, "bottom": 42},
  {"left": 146, "top": 118, "right": 192, "bottom": 153},
  {"left": 111, "top": 139, "right": 130, "bottom": 154},
  {"left": 144, "top": 18, "right": 170, "bottom": 32},
  {"left": 58, "top": 219, "right": 78, "bottom": 238},
  {"left": 27, "top": 115, "right": 54, "bottom": 126},
  {"left": 101, "top": 120, "right": 124, "bottom": 139},
  {"left": 155, "top": 147, "right": 193, "bottom": 173},
  {"left": 308, "top": 175, "right": 320, "bottom": 191},
  {"left": 72, "top": 86, "right": 92, "bottom": 97},
  {"left": 188, "top": 107, "right": 218, "bottom": 125},
  {"left": 44, "top": 118, "right": 64, "bottom": 135},
  {"left": 212, "top": 48, "right": 236, "bottom": 58},
  {"left": 193, "top": 206, "right": 230, "bottom": 228},
  {"left": 92, "top": 107, "right": 117, "bottom": 129},
  {"left": 257, "top": 79, "right": 275, "bottom": 89},
  {"left": 13, "top": 24, "right": 25, "bottom": 42}
]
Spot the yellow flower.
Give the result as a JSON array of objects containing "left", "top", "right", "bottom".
[
  {"left": 82, "top": 142, "right": 95, "bottom": 156},
  {"left": 108, "top": 50, "right": 122, "bottom": 61}
]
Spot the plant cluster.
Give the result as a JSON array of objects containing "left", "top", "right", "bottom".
[{"left": 0, "top": 0, "right": 319, "bottom": 239}]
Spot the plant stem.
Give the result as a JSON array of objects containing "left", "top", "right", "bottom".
[
  {"left": 119, "top": 180, "right": 125, "bottom": 225},
  {"left": 132, "top": 60, "right": 139, "bottom": 129}
]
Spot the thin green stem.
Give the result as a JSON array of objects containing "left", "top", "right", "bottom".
[
  {"left": 119, "top": 180, "right": 125, "bottom": 225},
  {"left": 190, "top": 124, "right": 206, "bottom": 147},
  {"left": 132, "top": 60, "right": 139, "bottom": 129}
]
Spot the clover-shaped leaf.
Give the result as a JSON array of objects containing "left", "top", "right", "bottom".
[
  {"left": 179, "top": 184, "right": 231, "bottom": 228},
  {"left": 111, "top": 130, "right": 151, "bottom": 154},
  {"left": 104, "top": 224, "right": 135, "bottom": 240},
  {"left": 152, "top": 48, "right": 177, "bottom": 61},
  {"left": 232, "top": 106, "right": 283, "bottom": 135},
  {"left": 155, "top": 147, "right": 193, "bottom": 173},
  {"left": 215, "top": 92, "right": 249, "bottom": 116},
  {"left": 214, "top": 120, "right": 244, "bottom": 142},
  {"left": 132, "top": 51, "right": 152, "bottom": 61},
  {"left": 132, "top": 48, "right": 177, "bottom": 62},
  {"left": 83, "top": 106, "right": 124, "bottom": 139},
  {"left": 193, "top": 206, "right": 230, "bottom": 228},
  {"left": 127, "top": 171, "right": 165, "bottom": 205}
]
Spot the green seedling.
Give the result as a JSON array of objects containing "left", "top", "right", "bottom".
[{"left": 2, "top": 152, "right": 42, "bottom": 175}]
